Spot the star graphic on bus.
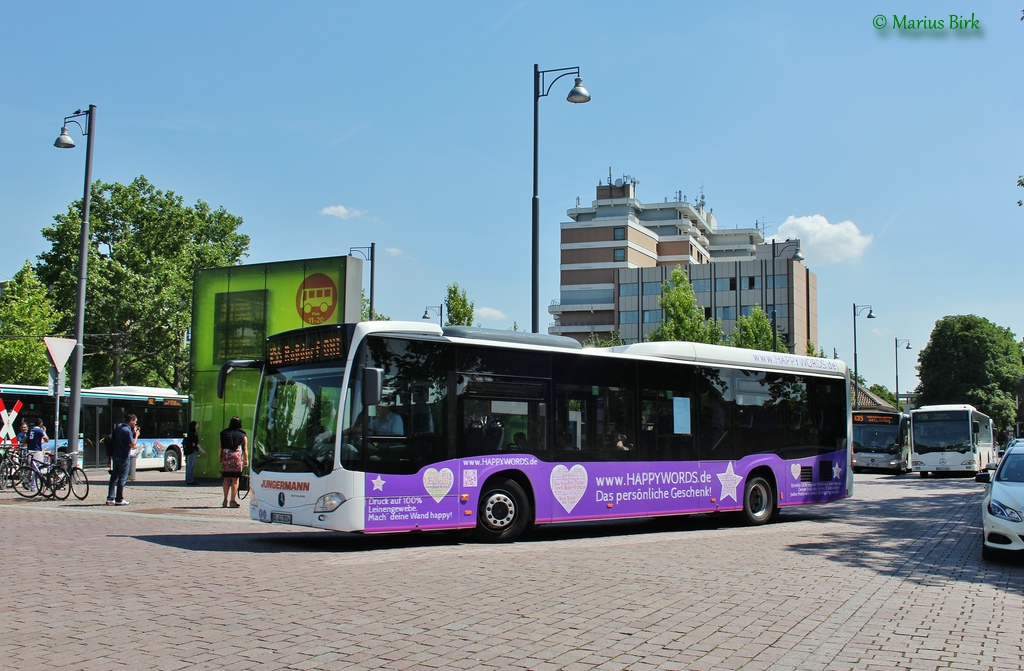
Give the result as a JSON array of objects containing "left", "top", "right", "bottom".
[
  {"left": 371, "top": 475, "right": 386, "bottom": 491},
  {"left": 833, "top": 463, "right": 842, "bottom": 480},
  {"left": 717, "top": 462, "right": 742, "bottom": 503}
]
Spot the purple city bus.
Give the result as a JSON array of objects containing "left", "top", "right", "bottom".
[{"left": 219, "top": 322, "right": 852, "bottom": 542}]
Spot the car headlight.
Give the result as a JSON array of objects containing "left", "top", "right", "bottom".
[
  {"left": 988, "top": 499, "right": 1023, "bottom": 523},
  {"left": 315, "top": 492, "right": 345, "bottom": 513}
]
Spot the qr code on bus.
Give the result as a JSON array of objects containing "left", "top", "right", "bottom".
[{"left": 463, "top": 469, "right": 478, "bottom": 488}]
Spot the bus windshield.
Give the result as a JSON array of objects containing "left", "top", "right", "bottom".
[
  {"left": 853, "top": 424, "right": 901, "bottom": 453},
  {"left": 252, "top": 364, "right": 344, "bottom": 476},
  {"left": 913, "top": 412, "right": 971, "bottom": 453}
]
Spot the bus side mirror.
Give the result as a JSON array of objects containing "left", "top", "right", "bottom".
[
  {"left": 218, "top": 359, "right": 261, "bottom": 399},
  {"left": 363, "top": 367, "right": 384, "bottom": 406}
]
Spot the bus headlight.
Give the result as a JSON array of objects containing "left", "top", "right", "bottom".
[
  {"left": 988, "top": 499, "right": 1023, "bottom": 523},
  {"left": 315, "top": 493, "right": 345, "bottom": 513}
]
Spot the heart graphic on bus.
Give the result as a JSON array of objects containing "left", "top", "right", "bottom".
[
  {"left": 550, "top": 464, "right": 588, "bottom": 513},
  {"left": 423, "top": 467, "right": 454, "bottom": 503},
  {"left": 791, "top": 464, "right": 802, "bottom": 481}
]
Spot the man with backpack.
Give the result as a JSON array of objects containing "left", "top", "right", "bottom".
[{"left": 106, "top": 414, "right": 139, "bottom": 506}]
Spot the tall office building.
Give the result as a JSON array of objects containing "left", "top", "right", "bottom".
[{"left": 550, "top": 177, "right": 817, "bottom": 353}]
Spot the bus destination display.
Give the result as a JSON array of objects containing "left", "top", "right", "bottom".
[
  {"left": 267, "top": 331, "right": 346, "bottom": 366},
  {"left": 853, "top": 413, "right": 899, "bottom": 425}
]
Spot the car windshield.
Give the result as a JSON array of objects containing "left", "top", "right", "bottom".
[
  {"left": 251, "top": 364, "right": 344, "bottom": 476},
  {"left": 997, "top": 453, "right": 1024, "bottom": 483}
]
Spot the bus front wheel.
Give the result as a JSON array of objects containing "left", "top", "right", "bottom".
[
  {"left": 475, "top": 478, "right": 531, "bottom": 543},
  {"left": 742, "top": 476, "right": 775, "bottom": 526}
]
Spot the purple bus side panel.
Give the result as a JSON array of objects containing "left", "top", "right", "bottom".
[{"left": 363, "top": 450, "right": 847, "bottom": 532}]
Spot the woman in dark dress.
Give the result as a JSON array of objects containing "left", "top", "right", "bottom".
[{"left": 219, "top": 416, "right": 248, "bottom": 508}]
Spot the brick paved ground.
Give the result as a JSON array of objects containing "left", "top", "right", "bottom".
[{"left": 1, "top": 469, "right": 1021, "bottom": 671}]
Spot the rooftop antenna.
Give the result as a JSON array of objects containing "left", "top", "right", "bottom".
[{"left": 608, "top": 166, "right": 613, "bottom": 186}]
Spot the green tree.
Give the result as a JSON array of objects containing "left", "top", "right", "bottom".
[
  {"left": 37, "top": 175, "right": 249, "bottom": 391},
  {"left": 868, "top": 384, "right": 898, "bottom": 408},
  {"left": 0, "top": 261, "right": 62, "bottom": 384},
  {"left": 647, "top": 266, "right": 724, "bottom": 345},
  {"left": 444, "top": 281, "right": 474, "bottom": 326},
  {"left": 916, "top": 315, "right": 1024, "bottom": 429},
  {"left": 582, "top": 331, "right": 624, "bottom": 348},
  {"left": 730, "top": 304, "right": 784, "bottom": 351}
]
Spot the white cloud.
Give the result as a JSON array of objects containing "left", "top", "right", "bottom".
[
  {"left": 319, "top": 204, "right": 367, "bottom": 220},
  {"left": 476, "top": 307, "right": 507, "bottom": 321},
  {"left": 384, "top": 247, "right": 404, "bottom": 256},
  {"left": 775, "top": 214, "right": 873, "bottom": 265}
]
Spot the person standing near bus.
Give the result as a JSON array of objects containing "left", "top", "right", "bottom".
[
  {"left": 26, "top": 418, "right": 49, "bottom": 458},
  {"left": 106, "top": 414, "right": 138, "bottom": 506},
  {"left": 16, "top": 421, "right": 29, "bottom": 448},
  {"left": 182, "top": 421, "right": 206, "bottom": 486},
  {"left": 219, "top": 416, "right": 247, "bottom": 508}
]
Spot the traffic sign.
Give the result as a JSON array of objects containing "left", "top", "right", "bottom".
[{"left": 44, "top": 337, "right": 77, "bottom": 369}]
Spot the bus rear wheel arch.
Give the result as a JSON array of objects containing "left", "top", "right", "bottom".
[
  {"left": 742, "top": 473, "right": 776, "bottom": 525},
  {"left": 474, "top": 476, "right": 532, "bottom": 543}
]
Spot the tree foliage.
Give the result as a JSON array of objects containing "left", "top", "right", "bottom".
[
  {"left": 36, "top": 176, "right": 249, "bottom": 391},
  {"left": 361, "top": 291, "right": 390, "bottom": 321},
  {"left": 0, "top": 262, "right": 62, "bottom": 385},
  {"left": 730, "top": 304, "right": 785, "bottom": 352},
  {"left": 869, "top": 384, "right": 898, "bottom": 408},
  {"left": 582, "top": 331, "right": 624, "bottom": 348},
  {"left": 647, "top": 267, "right": 724, "bottom": 345},
  {"left": 444, "top": 281, "right": 474, "bottom": 326},
  {"left": 916, "top": 315, "right": 1024, "bottom": 429}
]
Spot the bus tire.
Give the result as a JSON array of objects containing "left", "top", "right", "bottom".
[
  {"left": 474, "top": 477, "right": 531, "bottom": 543},
  {"left": 164, "top": 448, "right": 181, "bottom": 472},
  {"left": 741, "top": 476, "right": 774, "bottom": 526},
  {"left": 919, "top": 471, "right": 929, "bottom": 478}
]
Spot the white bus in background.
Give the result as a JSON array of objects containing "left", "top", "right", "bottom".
[{"left": 911, "top": 404, "right": 995, "bottom": 477}]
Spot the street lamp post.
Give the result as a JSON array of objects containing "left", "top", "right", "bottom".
[
  {"left": 770, "top": 239, "right": 803, "bottom": 353},
  {"left": 54, "top": 105, "right": 96, "bottom": 455},
  {"left": 895, "top": 338, "right": 911, "bottom": 412},
  {"left": 852, "top": 303, "right": 876, "bottom": 410},
  {"left": 349, "top": 243, "right": 376, "bottom": 320},
  {"left": 422, "top": 305, "right": 443, "bottom": 326},
  {"left": 532, "top": 64, "right": 590, "bottom": 334}
]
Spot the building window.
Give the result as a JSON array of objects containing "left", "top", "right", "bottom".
[
  {"left": 620, "top": 311, "right": 639, "bottom": 324},
  {"left": 715, "top": 277, "right": 737, "bottom": 292},
  {"left": 614, "top": 248, "right": 625, "bottom": 262},
  {"left": 643, "top": 281, "right": 663, "bottom": 296},
  {"left": 716, "top": 306, "right": 737, "bottom": 320},
  {"left": 643, "top": 310, "right": 663, "bottom": 323},
  {"left": 692, "top": 279, "right": 711, "bottom": 293},
  {"left": 619, "top": 283, "right": 638, "bottom": 297},
  {"left": 767, "top": 275, "right": 789, "bottom": 290},
  {"left": 703, "top": 307, "right": 713, "bottom": 320},
  {"left": 613, "top": 227, "right": 626, "bottom": 241},
  {"left": 562, "top": 289, "right": 614, "bottom": 305},
  {"left": 741, "top": 305, "right": 757, "bottom": 317},
  {"left": 743, "top": 276, "right": 760, "bottom": 290}
]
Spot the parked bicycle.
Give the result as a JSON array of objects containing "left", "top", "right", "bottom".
[
  {"left": 56, "top": 452, "right": 90, "bottom": 500},
  {"left": 0, "top": 444, "right": 25, "bottom": 490},
  {"left": 12, "top": 453, "right": 71, "bottom": 500}
]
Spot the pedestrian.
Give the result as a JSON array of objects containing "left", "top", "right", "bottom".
[
  {"left": 26, "top": 418, "right": 49, "bottom": 464},
  {"left": 219, "top": 415, "right": 247, "bottom": 508},
  {"left": 16, "top": 421, "right": 29, "bottom": 448},
  {"left": 182, "top": 420, "right": 206, "bottom": 485},
  {"left": 106, "top": 414, "right": 138, "bottom": 506}
]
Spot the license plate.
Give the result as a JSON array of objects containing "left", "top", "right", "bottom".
[
  {"left": 271, "top": 512, "right": 292, "bottom": 524},
  {"left": 935, "top": 466, "right": 949, "bottom": 471}
]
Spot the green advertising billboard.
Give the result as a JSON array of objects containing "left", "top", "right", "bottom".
[{"left": 189, "top": 256, "right": 362, "bottom": 478}]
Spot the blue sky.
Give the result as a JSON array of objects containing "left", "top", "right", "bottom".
[{"left": 2, "top": 2, "right": 1021, "bottom": 400}]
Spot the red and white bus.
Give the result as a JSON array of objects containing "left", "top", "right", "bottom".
[{"left": 220, "top": 322, "right": 852, "bottom": 542}]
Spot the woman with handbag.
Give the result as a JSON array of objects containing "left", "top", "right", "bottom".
[
  {"left": 183, "top": 421, "right": 206, "bottom": 485},
  {"left": 219, "top": 416, "right": 247, "bottom": 508}
]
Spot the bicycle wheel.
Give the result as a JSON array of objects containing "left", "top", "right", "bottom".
[
  {"left": 0, "top": 459, "right": 17, "bottom": 490},
  {"left": 70, "top": 467, "right": 90, "bottom": 500},
  {"left": 49, "top": 466, "right": 72, "bottom": 501},
  {"left": 12, "top": 466, "right": 43, "bottom": 498}
]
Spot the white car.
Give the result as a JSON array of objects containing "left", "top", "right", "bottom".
[{"left": 975, "top": 441, "right": 1024, "bottom": 560}]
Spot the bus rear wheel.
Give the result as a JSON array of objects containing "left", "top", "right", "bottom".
[
  {"left": 742, "top": 476, "right": 775, "bottom": 526},
  {"left": 474, "top": 477, "right": 531, "bottom": 543}
]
